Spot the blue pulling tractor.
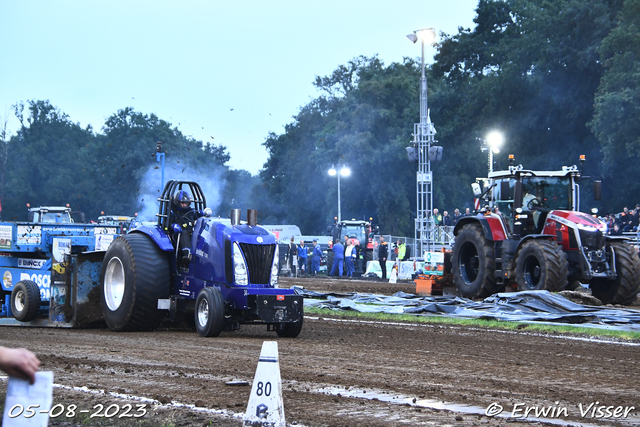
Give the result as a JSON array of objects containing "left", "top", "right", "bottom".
[
  {"left": 0, "top": 180, "right": 303, "bottom": 338},
  {"left": 101, "top": 180, "right": 303, "bottom": 337}
]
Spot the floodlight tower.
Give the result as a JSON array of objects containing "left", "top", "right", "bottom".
[{"left": 406, "top": 28, "right": 437, "bottom": 257}]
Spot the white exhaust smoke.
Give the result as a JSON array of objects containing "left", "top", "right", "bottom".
[{"left": 136, "top": 159, "right": 226, "bottom": 222}]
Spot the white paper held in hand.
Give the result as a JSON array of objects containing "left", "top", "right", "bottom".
[{"left": 3, "top": 371, "right": 54, "bottom": 427}]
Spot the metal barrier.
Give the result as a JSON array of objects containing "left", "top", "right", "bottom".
[{"left": 372, "top": 228, "right": 455, "bottom": 261}]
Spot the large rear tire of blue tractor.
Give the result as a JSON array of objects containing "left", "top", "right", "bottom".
[
  {"left": 195, "top": 287, "right": 225, "bottom": 337},
  {"left": 276, "top": 313, "right": 304, "bottom": 338},
  {"left": 101, "top": 234, "right": 170, "bottom": 332},
  {"left": 11, "top": 280, "right": 40, "bottom": 322}
]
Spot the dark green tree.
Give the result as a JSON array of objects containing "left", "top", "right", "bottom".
[
  {"left": 5, "top": 101, "right": 231, "bottom": 221},
  {"left": 6, "top": 100, "right": 96, "bottom": 220},
  {"left": 259, "top": 56, "right": 422, "bottom": 235},
  {"left": 591, "top": 0, "right": 640, "bottom": 209},
  {"left": 432, "top": 0, "right": 624, "bottom": 210}
]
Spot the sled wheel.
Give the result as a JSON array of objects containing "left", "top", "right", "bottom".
[{"left": 11, "top": 280, "right": 40, "bottom": 322}]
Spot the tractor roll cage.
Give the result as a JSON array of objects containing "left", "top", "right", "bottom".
[{"left": 156, "top": 180, "right": 207, "bottom": 230}]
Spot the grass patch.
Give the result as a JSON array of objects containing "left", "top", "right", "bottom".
[{"left": 305, "top": 306, "right": 640, "bottom": 341}]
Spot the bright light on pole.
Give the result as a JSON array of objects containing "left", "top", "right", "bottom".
[
  {"left": 328, "top": 164, "right": 350, "bottom": 222},
  {"left": 480, "top": 131, "right": 505, "bottom": 173},
  {"left": 486, "top": 131, "right": 504, "bottom": 154},
  {"left": 419, "top": 28, "right": 436, "bottom": 43}
]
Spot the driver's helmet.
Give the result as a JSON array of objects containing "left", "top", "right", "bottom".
[{"left": 173, "top": 190, "right": 192, "bottom": 212}]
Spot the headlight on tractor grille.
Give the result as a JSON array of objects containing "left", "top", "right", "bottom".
[
  {"left": 233, "top": 242, "right": 249, "bottom": 286},
  {"left": 271, "top": 244, "right": 279, "bottom": 288}
]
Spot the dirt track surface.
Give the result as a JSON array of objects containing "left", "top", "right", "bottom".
[{"left": 1, "top": 276, "right": 639, "bottom": 426}]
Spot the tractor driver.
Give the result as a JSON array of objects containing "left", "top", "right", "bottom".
[
  {"left": 170, "top": 190, "right": 200, "bottom": 266},
  {"left": 522, "top": 189, "right": 543, "bottom": 231}
]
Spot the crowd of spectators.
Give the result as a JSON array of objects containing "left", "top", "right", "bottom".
[
  {"left": 432, "top": 207, "right": 474, "bottom": 227},
  {"left": 601, "top": 204, "right": 640, "bottom": 235}
]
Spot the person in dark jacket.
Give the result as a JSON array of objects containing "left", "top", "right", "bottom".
[
  {"left": 452, "top": 208, "right": 463, "bottom": 225},
  {"left": 624, "top": 209, "right": 638, "bottom": 232},
  {"left": 330, "top": 240, "right": 345, "bottom": 276},
  {"left": 169, "top": 190, "right": 202, "bottom": 268},
  {"left": 378, "top": 236, "right": 388, "bottom": 279},
  {"left": 311, "top": 239, "right": 323, "bottom": 275},
  {"left": 326, "top": 239, "right": 334, "bottom": 276},
  {"left": 442, "top": 210, "right": 452, "bottom": 226},
  {"left": 287, "top": 236, "right": 297, "bottom": 276}
]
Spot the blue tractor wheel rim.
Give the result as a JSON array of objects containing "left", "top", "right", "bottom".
[
  {"left": 104, "top": 257, "right": 125, "bottom": 311},
  {"left": 197, "top": 298, "right": 209, "bottom": 328}
]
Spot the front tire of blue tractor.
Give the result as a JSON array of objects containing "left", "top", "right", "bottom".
[
  {"left": 11, "top": 280, "right": 40, "bottom": 322},
  {"left": 275, "top": 313, "right": 304, "bottom": 338},
  {"left": 100, "top": 234, "right": 170, "bottom": 332},
  {"left": 195, "top": 287, "right": 225, "bottom": 337}
]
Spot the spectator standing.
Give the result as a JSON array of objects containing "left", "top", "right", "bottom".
[
  {"left": 378, "top": 236, "right": 388, "bottom": 279},
  {"left": 452, "top": 208, "right": 463, "bottom": 225},
  {"left": 330, "top": 239, "right": 345, "bottom": 277},
  {"left": 311, "top": 239, "right": 322, "bottom": 275},
  {"left": 433, "top": 208, "right": 443, "bottom": 226},
  {"left": 297, "top": 240, "right": 308, "bottom": 275},
  {"left": 397, "top": 240, "right": 407, "bottom": 262},
  {"left": 465, "top": 207, "right": 472, "bottom": 216},
  {"left": 442, "top": 210, "right": 452, "bottom": 226},
  {"left": 326, "top": 239, "right": 334, "bottom": 276},
  {"left": 345, "top": 239, "right": 356, "bottom": 277},
  {"left": 287, "top": 237, "right": 297, "bottom": 277}
]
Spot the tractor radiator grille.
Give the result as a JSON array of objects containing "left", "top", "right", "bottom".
[
  {"left": 579, "top": 229, "right": 605, "bottom": 249},
  {"left": 239, "top": 243, "right": 275, "bottom": 285}
]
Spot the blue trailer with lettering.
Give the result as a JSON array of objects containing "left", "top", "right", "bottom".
[
  {"left": 1, "top": 180, "right": 304, "bottom": 338},
  {"left": 0, "top": 221, "right": 117, "bottom": 327}
]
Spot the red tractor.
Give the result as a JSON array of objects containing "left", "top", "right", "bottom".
[
  {"left": 331, "top": 218, "right": 377, "bottom": 268},
  {"left": 452, "top": 156, "right": 640, "bottom": 305}
]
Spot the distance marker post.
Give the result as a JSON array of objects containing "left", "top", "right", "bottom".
[{"left": 243, "top": 341, "right": 285, "bottom": 427}]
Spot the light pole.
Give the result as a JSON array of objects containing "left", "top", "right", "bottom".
[
  {"left": 328, "top": 164, "right": 350, "bottom": 222},
  {"left": 407, "top": 27, "right": 437, "bottom": 256},
  {"left": 155, "top": 141, "right": 165, "bottom": 191},
  {"left": 479, "top": 131, "right": 504, "bottom": 174}
]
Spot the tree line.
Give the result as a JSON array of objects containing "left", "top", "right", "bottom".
[
  {"left": 1, "top": 0, "right": 637, "bottom": 236},
  {"left": 0, "top": 101, "right": 258, "bottom": 222}
]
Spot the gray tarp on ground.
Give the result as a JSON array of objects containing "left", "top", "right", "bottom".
[{"left": 295, "top": 287, "right": 640, "bottom": 330}]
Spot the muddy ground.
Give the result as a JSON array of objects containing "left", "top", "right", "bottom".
[{"left": 1, "top": 276, "right": 639, "bottom": 427}]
